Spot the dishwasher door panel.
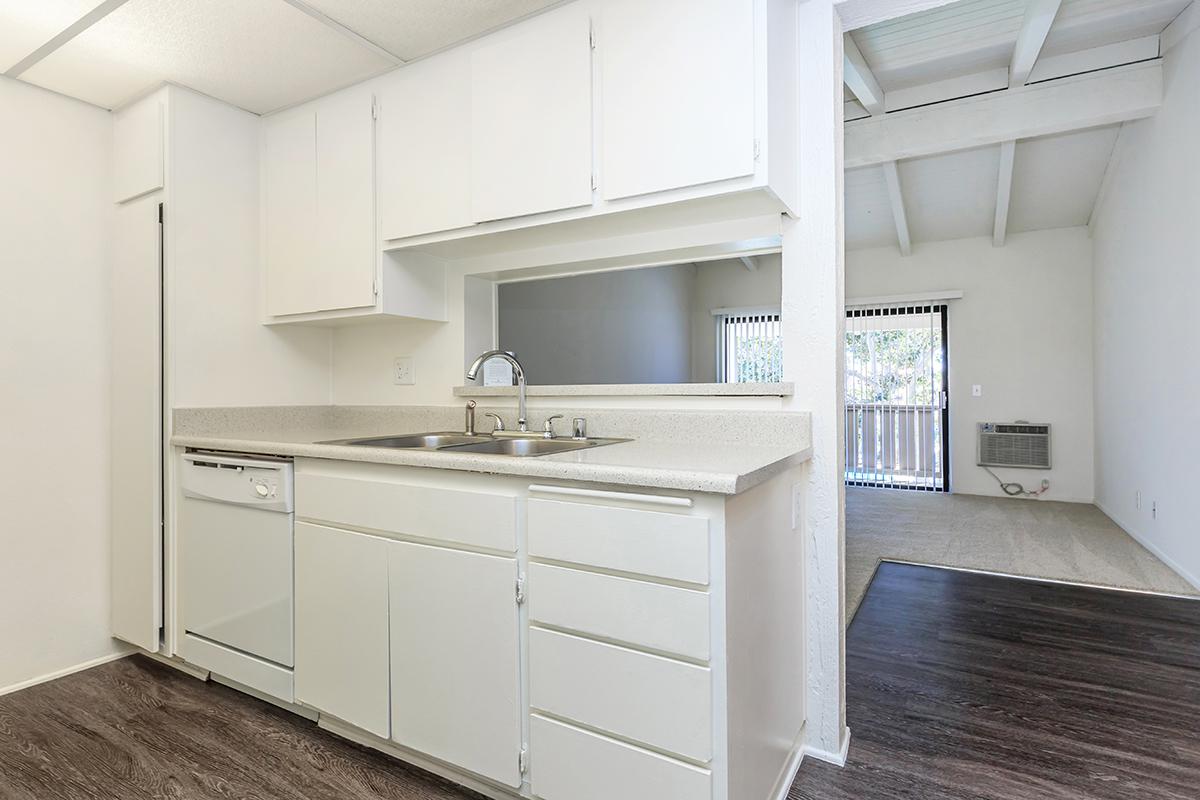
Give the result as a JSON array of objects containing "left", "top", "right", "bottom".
[{"left": 179, "top": 498, "right": 294, "bottom": 667}]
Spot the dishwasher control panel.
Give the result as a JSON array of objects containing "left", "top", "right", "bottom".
[{"left": 181, "top": 452, "right": 294, "bottom": 513}]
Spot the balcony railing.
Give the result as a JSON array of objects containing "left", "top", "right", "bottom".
[{"left": 845, "top": 402, "right": 945, "bottom": 490}]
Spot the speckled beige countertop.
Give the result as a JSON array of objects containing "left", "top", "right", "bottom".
[{"left": 171, "top": 405, "right": 812, "bottom": 495}]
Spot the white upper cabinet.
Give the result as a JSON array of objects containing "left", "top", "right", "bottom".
[
  {"left": 263, "top": 87, "right": 376, "bottom": 318},
  {"left": 597, "top": 0, "right": 757, "bottom": 201},
  {"left": 469, "top": 4, "right": 594, "bottom": 223},
  {"left": 379, "top": 53, "right": 474, "bottom": 241}
]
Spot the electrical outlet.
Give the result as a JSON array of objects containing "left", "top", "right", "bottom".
[
  {"left": 393, "top": 356, "right": 415, "bottom": 385},
  {"left": 971, "top": 384, "right": 983, "bottom": 397},
  {"left": 1136, "top": 490, "right": 1142, "bottom": 510}
]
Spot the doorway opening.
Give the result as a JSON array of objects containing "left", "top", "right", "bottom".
[{"left": 844, "top": 304, "right": 949, "bottom": 492}]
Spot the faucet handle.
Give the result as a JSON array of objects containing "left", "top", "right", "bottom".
[
  {"left": 572, "top": 417, "right": 587, "bottom": 439},
  {"left": 543, "top": 414, "right": 564, "bottom": 438},
  {"left": 483, "top": 412, "right": 505, "bottom": 433}
]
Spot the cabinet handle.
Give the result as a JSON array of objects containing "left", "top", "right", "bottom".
[{"left": 527, "top": 484, "right": 693, "bottom": 508}]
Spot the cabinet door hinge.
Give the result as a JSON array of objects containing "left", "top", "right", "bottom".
[
  {"left": 753, "top": 139, "right": 761, "bottom": 161},
  {"left": 519, "top": 746, "right": 529, "bottom": 775},
  {"left": 591, "top": 172, "right": 598, "bottom": 191},
  {"left": 371, "top": 98, "right": 378, "bottom": 120},
  {"left": 372, "top": 277, "right": 379, "bottom": 297},
  {"left": 516, "top": 575, "right": 526, "bottom": 605},
  {"left": 589, "top": 26, "right": 596, "bottom": 50}
]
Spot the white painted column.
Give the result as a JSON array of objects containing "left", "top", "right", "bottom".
[{"left": 783, "top": 0, "right": 849, "bottom": 766}]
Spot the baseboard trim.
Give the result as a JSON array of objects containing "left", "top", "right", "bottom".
[
  {"left": 141, "top": 650, "right": 212, "bottom": 681},
  {"left": 802, "top": 726, "right": 851, "bottom": 767},
  {"left": 1096, "top": 501, "right": 1200, "bottom": 591},
  {"left": 0, "top": 649, "right": 132, "bottom": 697},
  {"left": 770, "top": 725, "right": 808, "bottom": 800}
]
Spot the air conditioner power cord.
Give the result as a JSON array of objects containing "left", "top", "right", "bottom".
[{"left": 983, "top": 466, "right": 1049, "bottom": 497}]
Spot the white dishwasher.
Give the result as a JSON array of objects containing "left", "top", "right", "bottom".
[{"left": 178, "top": 451, "right": 295, "bottom": 702}]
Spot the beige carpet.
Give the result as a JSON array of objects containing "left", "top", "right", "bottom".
[{"left": 846, "top": 486, "right": 1198, "bottom": 621}]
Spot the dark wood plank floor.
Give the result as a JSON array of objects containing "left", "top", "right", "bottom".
[
  {"left": 789, "top": 561, "right": 1200, "bottom": 800},
  {"left": 3, "top": 563, "right": 1198, "bottom": 799},
  {"left": 0, "top": 655, "right": 483, "bottom": 800}
]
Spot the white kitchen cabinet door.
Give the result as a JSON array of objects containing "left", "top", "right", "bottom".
[
  {"left": 110, "top": 193, "right": 162, "bottom": 652},
  {"left": 313, "top": 89, "right": 377, "bottom": 312},
  {"left": 262, "top": 107, "right": 318, "bottom": 317},
  {"left": 470, "top": 4, "right": 593, "bottom": 223},
  {"left": 294, "top": 522, "right": 390, "bottom": 738},
  {"left": 599, "top": 0, "right": 756, "bottom": 201},
  {"left": 379, "top": 54, "right": 475, "bottom": 240},
  {"left": 389, "top": 542, "right": 522, "bottom": 788}
]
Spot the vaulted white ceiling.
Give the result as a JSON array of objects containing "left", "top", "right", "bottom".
[
  {"left": 0, "top": 0, "right": 559, "bottom": 113},
  {"left": 843, "top": 0, "right": 1191, "bottom": 252}
]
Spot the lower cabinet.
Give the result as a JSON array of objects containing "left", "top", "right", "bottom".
[
  {"left": 388, "top": 541, "right": 523, "bottom": 788},
  {"left": 294, "top": 522, "right": 391, "bottom": 738}
]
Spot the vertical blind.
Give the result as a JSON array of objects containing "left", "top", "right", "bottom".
[
  {"left": 844, "top": 304, "right": 948, "bottom": 491},
  {"left": 716, "top": 309, "right": 783, "bottom": 383}
]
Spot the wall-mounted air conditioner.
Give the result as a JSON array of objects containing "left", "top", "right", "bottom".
[{"left": 977, "top": 422, "right": 1051, "bottom": 469}]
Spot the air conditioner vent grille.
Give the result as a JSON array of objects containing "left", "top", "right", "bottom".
[{"left": 977, "top": 422, "right": 1051, "bottom": 469}]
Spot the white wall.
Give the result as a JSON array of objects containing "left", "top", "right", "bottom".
[
  {"left": 0, "top": 78, "right": 126, "bottom": 692},
  {"left": 1091, "top": 27, "right": 1200, "bottom": 587},
  {"left": 846, "top": 227, "right": 1095, "bottom": 502},
  {"left": 497, "top": 263, "right": 696, "bottom": 385},
  {"left": 690, "top": 255, "right": 783, "bottom": 382},
  {"left": 167, "top": 87, "right": 332, "bottom": 408}
]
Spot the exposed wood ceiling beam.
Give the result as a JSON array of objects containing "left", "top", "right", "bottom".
[
  {"left": 843, "top": 34, "right": 885, "bottom": 116},
  {"left": 278, "top": 0, "right": 404, "bottom": 65},
  {"left": 739, "top": 256, "right": 759, "bottom": 272},
  {"left": 993, "top": 141, "right": 1016, "bottom": 247},
  {"left": 845, "top": 61, "right": 1162, "bottom": 168},
  {"left": 835, "top": 0, "right": 960, "bottom": 31},
  {"left": 881, "top": 161, "right": 912, "bottom": 257},
  {"left": 4, "top": 0, "right": 130, "bottom": 78},
  {"left": 1009, "top": 0, "right": 1063, "bottom": 87}
]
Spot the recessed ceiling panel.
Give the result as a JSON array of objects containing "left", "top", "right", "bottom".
[
  {"left": 20, "top": 0, "right": 395, "bottom": 112},
  {"left": 845, "top": 165, "right": 900, "bottom": 250},
  {"left": 1041, "top": 0, "right": 1190, "bottom": 57},
  {"left": 300, "top": 0, "right": 561, "bottom": 61},
  {"left": 850, "top": 0, "right": 1026, "bottom": 90},
  {"left": 0, "top": 0, "right": 106, "bottom": 73},
  {"left": 900, "top": 145, "right": 999, "bottom": 243},
  {"left": 1008, "top": 126, "right": 1118, "bottom": 233}
]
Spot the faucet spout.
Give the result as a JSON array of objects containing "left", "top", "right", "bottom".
[{"left": 466, "top": 350, "right": 528, "bottom": 432}]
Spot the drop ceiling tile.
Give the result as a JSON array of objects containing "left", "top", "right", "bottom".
[
  {"left": 845, "top": 165, "right": 900, "bottom": 250},
  {"left": 1008, "top": 126, "right": 1118, "bottom": 233},
  {"left": 20, "top": 0, "right": 395, "bottom": 112},
  {"left": 300, "top": 0, "right": 560, "bottom": 61},
  {"left": 899, "top": 145, "right": 999, "bottom": 243},
  {"left": 0, "top": 0, "right": 106, "bottom": 73}
]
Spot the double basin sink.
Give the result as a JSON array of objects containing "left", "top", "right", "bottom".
[{"left": 319, "top": 432, "right": 626, "bottom": 458}]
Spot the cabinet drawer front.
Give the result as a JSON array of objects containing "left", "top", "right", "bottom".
[
  {"left": 297, "top": 473, "right": 517, "bottom": 552},
  {"left": 528, "top": 499, "right": 709, "bottom": 584},
  {"left": 529, "top": 628, "right": 713, "bottom": 762},
  {"left": 530, "top": 715, "right": 711, "bottom": 800},
  {"left": 529, "top": 563, "right": 710, "bottom": 661}
]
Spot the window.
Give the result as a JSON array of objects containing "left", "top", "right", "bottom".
[{"left": 715, "top": 308, "right": 783, "bottom": 383}]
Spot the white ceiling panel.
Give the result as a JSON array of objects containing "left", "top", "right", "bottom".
[
  {"left": 845, "top": 165, "right": 900, "bottom": 250},
  {"left": 1008, "top": 126, "right": 1118, "bottom": 233},
  {"left": 900, "top": 145, "right": 1000, "bottom": 243},
  {"left": 850, "top": 0, "right": 1026, "bottom": 90},
  {"left": 0, "top": 0, "right": 106, "bottom": 73},
  {"left": 20, "top": 0, "right": 395, "bottom": 112},
  {"left": 299, "top": 0, "right": 561, "bottom": 61},
  {"left": 1041, "top": 0, "right": 1190, "bottom": 57}
]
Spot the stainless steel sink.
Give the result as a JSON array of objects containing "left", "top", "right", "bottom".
[
  {"left": 443, "top": 437, "right": 619, "bottom": 457},
  {"left": 319, "top": 432, "right": 492, "bottom": 449},
  {"left": 318, "top": 431, "right": 626, "bottom": 457}
]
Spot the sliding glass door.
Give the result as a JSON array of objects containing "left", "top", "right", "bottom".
[{"left": 845, "top": 304, "right": 949, "bottom": 492}]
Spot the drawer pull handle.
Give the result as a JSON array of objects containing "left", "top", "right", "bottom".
[{"left": 528, "top": 484, "right": 693, "bottom": 508}]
